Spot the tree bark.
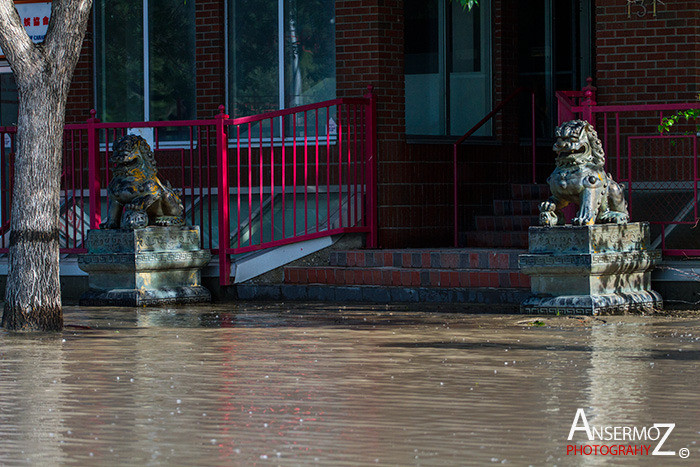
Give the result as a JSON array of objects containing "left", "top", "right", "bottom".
[{"left": 0, "top": 0, "right": 93, "bottom": 331}]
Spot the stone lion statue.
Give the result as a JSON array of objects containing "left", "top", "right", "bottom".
[
  {"left": 539, "top": 120, "right": 629, "bottom": 226},
  {"left": 100, "top": 134, "right": 185, "bottom": 230}
]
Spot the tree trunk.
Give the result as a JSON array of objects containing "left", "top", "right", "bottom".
[
  {"left": 0, "top": 0, "right": 93, "bottom": 331},
  {"left": 1, "top": 77, "right": 66, "bottom": 331}
]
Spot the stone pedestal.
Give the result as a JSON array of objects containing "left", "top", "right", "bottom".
[
  {"left": 78, "top": 226, "right": 211, "bottom": 306},
  {"left": 518, "top": 223, "right": 662, "bottom": 315}
]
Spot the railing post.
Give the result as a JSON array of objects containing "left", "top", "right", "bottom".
[
  {"left": 582, "top": 89, "right": 596, "bottom": 128},
  {"left": 364, "top": 86, "right": 378, "bottom": 249},
  {"left": 216, "top": 105, "right": 232, "bottom": 286},
  {"left": 581, "top": 78, "right": 597, "bottom": 128},
  {"left": 86, "top": 109, "right": 101, "bottom": 229},
  {"left": 582, "top": 76, "right": 597, "bottom": 104}
]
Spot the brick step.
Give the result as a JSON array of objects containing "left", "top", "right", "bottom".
[
  {"left": 475, "top": 215, "right": 539, "bottom": 232},
  {"left": 237, "top": 284, "right": 530, "bottom": 306},
  {"left": 284, "top": 266, "right": 531, "bottom": 289},
  {"left": 511, "top": 184, "right": 550, "bottom": 200},
  {"left": 329, "top": 248, "right": 526, "bottom": 270},
  {"left": 493, "top": 199, "right": 541, "bottom": 216},
  {"left": 461, "top": 231, "right": 529, "bottom": 249}
]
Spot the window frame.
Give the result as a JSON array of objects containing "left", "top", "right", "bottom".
[
  {"left": 404, "top": 0, "right": 493, "bottom": 138},
  {"left": 93, "top": 0, "right": 196, "bottom": 124}
]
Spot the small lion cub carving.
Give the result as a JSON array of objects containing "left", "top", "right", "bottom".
[
  {"left": 100, "top": 135, "right": 185, "bottom": 230},
  {"left": 539, "top": 120, "right": 629, "bottom": 227}
]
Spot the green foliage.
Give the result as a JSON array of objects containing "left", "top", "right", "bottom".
[
  {"left": 658, "top": 95, "right": 700, "bottom": 136},
  {"left": 454, "top": 0, "right": 479, "bottom": 10},
  {"left": 658, "top": 109, "right": 700, "bottom": 135}
]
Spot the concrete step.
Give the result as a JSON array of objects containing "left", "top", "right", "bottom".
[
  {"left": 493, "top": 199, "right": 541, "bottom": 216},
  {"left": 284, "top": 266, "right": 530, "bottom": 289},
  {"left": 329, "top": 248, "right": 526, "bottom": 270},
  {"left": 461, "top": 231, "right": 529, "bottom": 249},
  {"left": 511, "top": 184, "right": 550, "bottom": 200},
  {"left": 475, "top": 215, "right": 539, "bottom": 232},
  {"left": 236, "top": 283, "right": 530, "bottom": 305}
]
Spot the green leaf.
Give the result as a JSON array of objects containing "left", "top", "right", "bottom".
[{"left": 454, "top": 0, "right": 479, "bottom": 10}]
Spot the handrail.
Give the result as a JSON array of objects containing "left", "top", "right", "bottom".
[
  {"left": 452, "top": 87, "right": 536, "bottom": 247},
  {"left": 454, "top": 87, "right": 531, "bottom": 146},
  {"left": 0, "top": 93, "right": 379, "bottom": 285}
]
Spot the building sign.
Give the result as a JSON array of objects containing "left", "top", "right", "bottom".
[{"left": 0, "top": 1, "right": 52, "bottom": 58}]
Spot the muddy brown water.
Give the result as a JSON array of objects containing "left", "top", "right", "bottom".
[{"left": 0, "top": 304, "right": 699, "bottom": 465}]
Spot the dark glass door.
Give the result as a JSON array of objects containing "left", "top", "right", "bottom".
[
  {"left": 0, "top": 71, "right": 18, "bottom": 127},
  {"left": 518, "top": 0, "right": 591, "bottom": 137}
]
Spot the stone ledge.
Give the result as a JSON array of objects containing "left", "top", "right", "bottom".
[
  {"left": 520, "top": 290, "right": 663, "bottom": 316},
  {"left": 85, "top": 226, "right": 202, "bottom": 254},
  {"left": 528, "top": 222, "right": 650, "bottom": 254},
  {"left": 519, "top": 250, "right": 661, "bottom": 275},
  {"left": 79, "top": 250, "right": 211, "bottom": 272},
  {"left": 80, "top": 286, "right": 211, "bottom": 307}
]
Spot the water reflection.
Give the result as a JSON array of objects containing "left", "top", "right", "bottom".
[{"left": 0, "top": 306, "right": 698, "bottom": 464}]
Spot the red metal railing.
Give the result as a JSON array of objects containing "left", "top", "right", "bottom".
[
  {"left": 0, "top": 90, "right": 378, "bottom": 285},
  {"left": 0, "top": 127, "right": 16, "bottom": 246},
  {"left": 453, "top": 87, "right": 536, "bottom": 247},
  {"left": 557, "top": 83, "right": 700, "bottom": 256}
]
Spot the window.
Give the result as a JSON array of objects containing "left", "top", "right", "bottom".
[
  {"left": 0, "top": 69, "right": 17, "bottom": 127},
  {"left": 228, "top": 0, "right": 336, "bottom": 118},
  {"left": 517, "top": 0, "right": 592, "bottom": 137},
  {"left": 94, "top": 0, "right": 196, "bottom": 128},
  {"left": 404, "top": 0, "right": 492, "bottom": 136}
]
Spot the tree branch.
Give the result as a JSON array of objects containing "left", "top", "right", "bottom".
[
  {"left": 43, "top": 0, "right": 93, "bottom": 67},
  {"left": 0, "top": 0, "right": 42, "bottom": 76}
]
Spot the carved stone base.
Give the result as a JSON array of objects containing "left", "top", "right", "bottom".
[
  {"left": 519, "top": 223, "right": 663, "bottom": 315},
  {"left": 79, "top": 286, "right": 211, "bottom": 307},
  {"left": 520, "top": 291, "right": 663, "bottom": 315},
  {"left": 78, "top": 226, "right": 211, "bottom": 306}
]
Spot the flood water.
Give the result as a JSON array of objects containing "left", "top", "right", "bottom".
[{"left": 1, "top": 304, "right": 699, "bottom": 465}]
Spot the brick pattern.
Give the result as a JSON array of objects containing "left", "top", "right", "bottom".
[
  {"left": 492, "top": 199, "right": 540, "bottom": 216},
  {"left": 195, "top": 0, "right": 226, "bottom": 118},
  {"left": 462, "top": 231, "right": 529, "bottom": 249},
  {"left": 595, "top": 0, "right": 700, "bottom": 106},
  {"left": 458, "top": 183, "right": 548, "bottom": 248},
  {"left": 336, "top": 0, "right": 411, "bottom": 248},
  {"left": 492, "top": 0, "right": 519, "bottom": 140},
  {"left": 336, "top": 0, "right": 405, "bottom": 142},
  {"left": 330, "top": 248, "right": 523, "bottom": 269},
  {"left": 284, "top": 248, "right": 530, "bottom": 289},
  {"left": 65, "top": 17, "right": 94, "bottom": 124},
  {"left": 475, "top": 215, "right": 538, "bottom": 232}
]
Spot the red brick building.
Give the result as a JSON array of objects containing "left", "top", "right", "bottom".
[{"left": 1, "top": 0, "right": 698, "bottom": 249}]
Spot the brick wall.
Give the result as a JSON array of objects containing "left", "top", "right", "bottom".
[
  {"left": 195, "top": 0, "right": 226, "bottom": 119},
  {"left": 336, "top": 0, "right": 405, "bottom": 141},
  {"left": 336, "top": 0, "right": 410, "bottom": 247},
  {"left": 65, "top": 17, "right": 93, "bottom": 124},
  {"left": 595, "top": 0, "right": 700, "bottom": 106},
  {"left": 492, "top": 0, "right": 519, "bottom": 139}
]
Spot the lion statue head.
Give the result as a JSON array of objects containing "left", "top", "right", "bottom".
[
  {"left": 552, "top": 120, "right": 605, "bottom": 169},
  {"left": 110, "top": 134, "right": 157, "bottom": 172}
]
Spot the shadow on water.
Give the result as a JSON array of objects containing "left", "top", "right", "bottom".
[
  {"left": 69, "top": 304, "right": 497, "bottom": 330},
  {"left": 382, "top": 341, "right": 595, "bottom": 352}
]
